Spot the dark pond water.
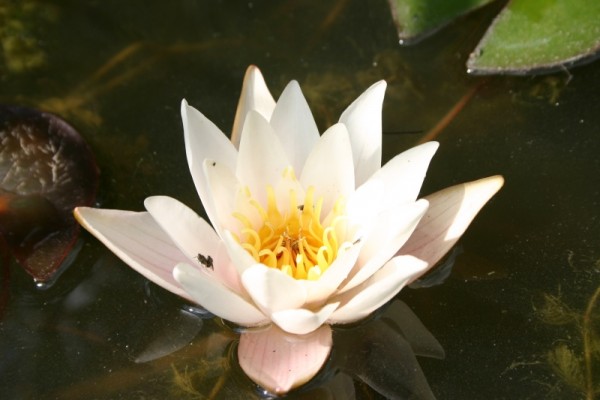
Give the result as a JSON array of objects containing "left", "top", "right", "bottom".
[{"left": 1, "top": 1, "right": 600, "bottom": 399}]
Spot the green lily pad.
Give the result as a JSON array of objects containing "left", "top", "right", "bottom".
[
  {"left": 467, "top": 0, "right": 600, "bottom": 74},
  {"left": 387, "top": 0, "right": 495, "bottom": 44}
]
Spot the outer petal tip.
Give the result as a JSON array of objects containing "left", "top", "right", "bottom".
[
  {"left": 399, "top": 174, "right": 505, "bottom": 280},
  {"left": 238, "top": 324, "right": 333, "bottom": 394},
  {"left": 371, "top": 79, "right": 388, "bottom": 93}
]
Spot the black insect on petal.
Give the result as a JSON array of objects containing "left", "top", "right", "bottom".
[{"left": 196, "top": 253, "right": 214, "bottom": 270}]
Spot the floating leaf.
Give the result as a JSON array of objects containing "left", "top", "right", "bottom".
[
  {"left": 0, "top": 105, "right": 99, "bottom": 283},
  {"left": 388, "top": 0, "right": 600, "bottom": 74},
  {"left": 467, "top": 0, "right": 600, "bottom": 74},
  {"left": 387, "top": 0, "right": 495, "bottom": 44}
]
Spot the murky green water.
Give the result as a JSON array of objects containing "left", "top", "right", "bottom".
[{"left": 1, "top": 1, "right": 600, "bottom": 399}]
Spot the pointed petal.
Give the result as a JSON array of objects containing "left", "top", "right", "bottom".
[
  {"left": 271, "top": 302, "right": 339, "bottom": 335},
  {"left": 270, "top": 80, "right": 320, "bottom": 172},
  {"left": 339, "top": 81, "right": 386, "bottom": 186},
  {"left": 300, "top": 123, "right": 354, "bottom": 214},
  {"left": 74, "top": 207, "right": 191, "bottom": 300},
  {"left": 369, "top": 141, "right": 439, "bottom": 208},
  {"left": 231, "top": 65, "right": 276, "bottom": 148},
  {"left": 203, "top": 159, "right": 241, "bottom": 233},
  {"left": 181, "top": 100, "right": 238, "bottom": 230},
  {"left": 238, "top": 324, "right": 332, "bottom": 395},
  {"left": 345, "top": 175, "right": 384, "bottom": 231},
  {"left": 222, "top": 229, "right": 259, "bottom": 275},
  {"left": 241, "top": 265, "right": 307, "bottom": 314},
  {"left": 339, "top": 199, "right": 428, "bottom": 293},
  {"left": 144, "top": 196, "right": 220, "bottom": 262},
  {"left": 174, "top": 263, "right": 268, "bottom": 326},
  {"left": 236, "top": 111, "right": 290, "bottom": 204},
  {"left": 398, "top": 175, "right": 504, "bottom": 282},
  {"left": 328, "top": 255, "right": 428, "bottom": 324},
  {"left": 303, "top": 239, "right": 363, "bottom": 305},
  {"left": 143, "top": 196, "right": 242, "bottom": 292}
]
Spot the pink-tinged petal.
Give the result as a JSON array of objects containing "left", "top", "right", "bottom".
[
  {"left": 181, "top": 100, "right": 238, "bottom": 230},
  {"left": 303, "top": 239, "right": 363, "bottom": 305},
  {"left": 74, "top": 207, "right": 191, "bottom": 301},
  {"left": 340, "top": 199, "right": 429, "bottom": 293},
  {"left": 339, "top": 81, "right": 386, "bottom": 186},
  {"left": 368, "top": 141, "right": 439, "bottom": 209},
  {"left": 236, "top": 111, "right": 290, "bottom": 204},
  {"left": 271, "top": 302, "right": 339, "bottom": 335},
  {"left": 144, "top": 196, "right": 220, "bottom": 262},
  {"left": 238, "top": 324, "right": 332, "bottom": 395},
  {"left": 269, "top": 80, "right": 320, "bottom": 173},
  {"left": 300, "top": 123, "right": 354, "bottom": 215},
  {"left": 241, "top": 264, "right": 307, "bottom": 314},
  {"left": 231, "top": 65, "right": 276, "bottom": 149},
  {"left": 398, "top": 175, "right": 505, "bottom": 281},
  {"left": 143, "top": 195, "right": 242, "bottom": 292},
  {"left": 174, "top": 262, "right": 268, "bottom": 326},
  {"left": 328, "top": 255, "right": 428, "bottom": 324}
]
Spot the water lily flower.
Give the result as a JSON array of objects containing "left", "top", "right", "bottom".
[{"left": 74, "top": 65, "right": 503, "bottom": 395}]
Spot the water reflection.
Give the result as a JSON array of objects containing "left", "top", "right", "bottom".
[
  {"left": 161, "top": 299, "right": 443, "bottom": 399},
  {"left": 0, "top": 0, "right": 599, "bottom": 399}
]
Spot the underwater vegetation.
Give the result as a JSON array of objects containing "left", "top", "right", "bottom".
[{"left": 536, "top": 257, "right": 600, "bottom": 400}]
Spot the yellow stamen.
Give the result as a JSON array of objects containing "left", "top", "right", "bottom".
[{"left": 233, "top": 171, "right": 349, "bottom": 281}]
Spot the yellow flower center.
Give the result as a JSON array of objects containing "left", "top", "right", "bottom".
[{"left": 233, "top": 174, "right": 348, "bottom": 281}]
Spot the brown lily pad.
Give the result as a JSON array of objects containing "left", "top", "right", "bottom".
[{"left": 0, "top": 105, "right": 99, "bottom": 283}]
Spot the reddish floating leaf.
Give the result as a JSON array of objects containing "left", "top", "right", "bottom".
[{"left": 0, "top": 105, "right": 99, "bottom": 283}]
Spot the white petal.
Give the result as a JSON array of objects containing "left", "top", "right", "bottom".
[
  {"left": 203, "top": 159, "right": 241, "bottom": 233},
  {"left": 144, "top": 196, "right": 220, "bottom": 262},
  {"left": 272, "top": 167, "right": 306, "bottom": 216},
  {"left": 345, "top": 176, "right": 384, "bottom": 231},
  {"left": 303, "top": 239, "right": 363, "bottom": 305},
  {"left": 231, "top": 65, "right": 276, "bottom": 148},
  {"left": 181, "top": 100, "right": 238, "bottom": 230},
  {"left": 236, "top": 111, "right": 290, "bottom": 204},
  {"left": 74, "top": 207, "right": 191, "bottom": 300},
  {"left": 222, "top": 229, "right": 259, "bottom": 276},
  {"left": 174, "top": 263, "right": 268, "bottom": 326},
  {"left": 271, "top": 302, "right": 339, "bottom": 335},
  {"left": 300, "top": 123, "right": 354, "bottom": 215},
  {"left": 238, "top": 324, "right": 332, "bottom": 394},
  {"left": 339, "top": 81, "right": 386, "bottom": 186},
  {"left": 143, "top": 196, "right": 242, "bottom": 292},
  {"left": 270, "top": 80, "right": 320, "bottom": 172},
  {"left": 398, "top": 175, "right": 504, "bottom": 282},
  {"left": 368, "top": 141, "right": 439, "bottom": 209},
  {"left": 328, "top": 255, "right": 428, "bottom": 324},
  {"left": 339, "top": 199, "right": 429, "bottom": 293},
  {"left": 241, "top": 265, "right": 307, "bottom": 315}
]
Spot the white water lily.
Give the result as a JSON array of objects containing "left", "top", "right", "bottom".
[{"left": 74, "top": 65, "right": 503, "bottom": 394}]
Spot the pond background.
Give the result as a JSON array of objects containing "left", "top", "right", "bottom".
[{"left": 1, "top": 0, "right": 600, "bottom": 399}]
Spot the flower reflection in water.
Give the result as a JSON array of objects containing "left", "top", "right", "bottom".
[{"left": 162, "top": 299, "right": 443, "bottom": 399}]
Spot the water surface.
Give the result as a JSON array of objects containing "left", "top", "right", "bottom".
[{"left": 1, "top": 1, "right": 599, "bottom": 399}]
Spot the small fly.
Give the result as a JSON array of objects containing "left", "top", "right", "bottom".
[{"left": 196, "top": 253, "right": 214, "bottom": 270}]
